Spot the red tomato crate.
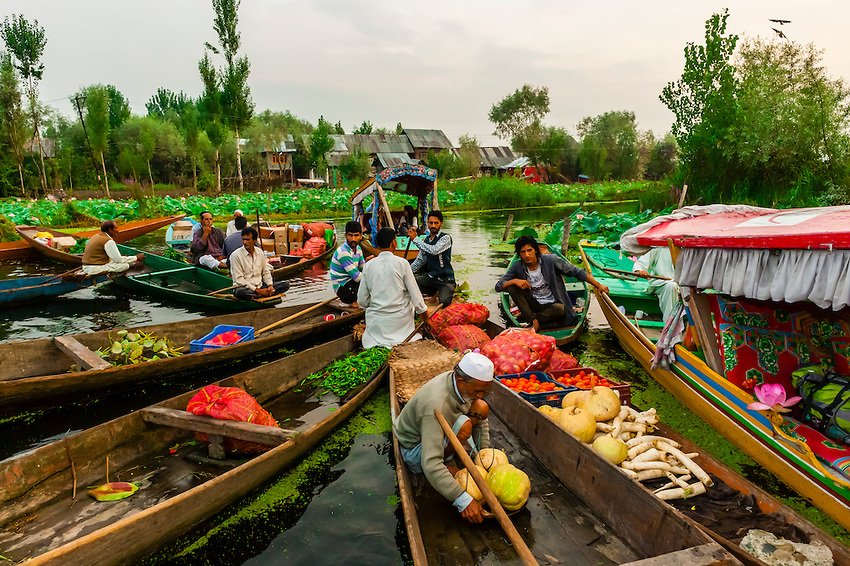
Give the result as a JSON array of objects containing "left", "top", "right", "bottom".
[
  {"left": 496, "top": 371, "right": 576, "bottom": 407},
  {"left": 548, "top": 367, "right": 631, "bottom": 406}
]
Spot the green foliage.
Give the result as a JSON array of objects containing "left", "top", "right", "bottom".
[
  {"left": 82, "top": 85, "right": 111, "bottom": 162},
  {"left": 352, "top": 120, "right": 373, "bottom": 134},
  {"left": 644, "top": 134, "right": 679, "bottom": 180},
  {"left": 303, "top": 347, "right": 389, "bottom": 397},
  {"left": 0, "top": 214, "right": 19, "bottom": 242},
  {"left": 0, "top": 15, "right": 46, "bottom": 83},
  {"left": 488, "top": 84, "right": 550, "bottom": 140},
  {"left": 457, "top": 133, "right": 481, "bottom": 177},
  {"left": 96, "top": 329, "right": 183, "bottom": 366},
  {"left": 515, "top": 124, "right": 579, "bottom": 178},
  {"left": 425, "top": 149, "right": 464, "bottom": 179},
  {"left": 578, "top": 111, "right": 641, "bottom": 180},
  {"left": 543, "top": 207, "right": 673, "bottom": 247},
  {"left": 0, "top": 51, "right": 27, "bottom": 195},
  {"left": 308, "top": 116, "right": 334, "bottom": 171},
  {"left": 467, "top": 176, "right": 555, "bottom": 209},
  {"left": 67, "top": 237, "right": 88, "bottom": 254},
  {"left": 146, "top": 87, "right": 190, "bottom": 120},
  {"left": 337, "top": 149, "right": 371, "bottom": 183}
]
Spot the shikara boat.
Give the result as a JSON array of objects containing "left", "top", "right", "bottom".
[
  {"left": 498, "top": 242, "right": 589, "bottom": 346},
  {"left": 0, "top": 299, "right": 362, "bottom": 409},
  {"left": 10, "top": 215, "right": 185, "bottom": 264},
  {"left": 580, "top": 205, "right": 850, "bottom": 533},
  {"left": 0, "top": 335, "right": 385, "bottom": 565},
  {"left": 389, "top": 368, "right": 734, "bottom": 565},
  {"left": 271, "top": 243, "right": 336, "bottom": 280},
  {"left": 0, "top": 272, "right": 111, "bottom": 306},
  {"left": 114, "top": 244, "right": 283, "bottom": 311},
  {"left": 164, "top": 216, "right": 198, "bottom": 250}
]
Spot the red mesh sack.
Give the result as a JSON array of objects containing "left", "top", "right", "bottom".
[
  {"left": 186, "top": 384, "right": 280, "bottom": 454},
  {"left": 429, "top": 303, "right": 490, "bottom": 335},
  {"left": 480, "top": 328, "right": 556, "bottom": 375},
  {"left": 547, "top": 349, "right": 578, "bottom": 371},
  {"left": 301, "top": 222, "right": 334, "bottom": 239},
  {"left": 290, "top": 236, "right": 327, "bottom": 258},
  {"left": 437, "top": 325, "right": 490, "bottom": 352}
]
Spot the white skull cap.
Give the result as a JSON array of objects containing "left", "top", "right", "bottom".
[
  {"left": 234, "top": 209, "right": 244, "bottom": 216},
  {"left": 457, "top": 352, "right": 494, "bottom": 382}
]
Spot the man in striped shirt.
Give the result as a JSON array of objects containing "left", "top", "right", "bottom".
[{"left": 329, "top": 220, "right": 366, "bottom": 306}]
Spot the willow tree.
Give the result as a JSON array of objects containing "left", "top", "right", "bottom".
[
  {"left": 1, "top": 15, "right": 47, "bottom": 193},
  {"left": 84, "top": 86, "right": 111, "bottom": 196},
  {"left": 0, "top": 52, "right": 28, "bottom": 194},
  {"left": 199, "top": 53, "right": 225, "bottom": 192},
  {"left": 203, "top": 0, "right": 254, "bottom": 191}
]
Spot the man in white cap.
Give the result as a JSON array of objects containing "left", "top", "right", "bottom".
[
  {"left": 393, "top": 351, "right": 495, "bottom": 524},
  {"left": 226, "top": 209, "right": 246, "bottom": 237}
]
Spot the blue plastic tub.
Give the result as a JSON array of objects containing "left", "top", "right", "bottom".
[
  {"left": 495, "top": 371, "right": 576, "bottom": 407},
  {"left": 190, "top": 325, "right": 255, "bottom": 353}
]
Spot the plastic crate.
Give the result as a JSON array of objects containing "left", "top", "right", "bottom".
[
  {"left": 496, "top": 371, "right": 576, "bottom": 407},
  {"left": 548, "top": 367, "right": 631, "bottom": 406},
  {"left": 190, "top": 325, "right": 255, "bottom": 353}
]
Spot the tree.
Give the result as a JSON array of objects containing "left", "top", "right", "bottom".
[
  {"left": 146, "top": 88, "right": 190, "bottom": 120},
  {"left": 660, "top": 10, "right": 739, "bottom": 200},
  {"left": 308, "top": 116, "right": 334, "bottom": 176},
  {"left": 425, "top": 150, "right": 464, "bottom": 179},
  {"left": 488, "top": 84, "right": 550, "bottom": 141},
  {"left": 353, "top": 120, "right": 373, "bottom": 134},
  {"left": 457, "top": 134, "right": 481, "bottom": 177},
  {"left": 644, "top": 134, "right": 678, "bottom": 181},
  {"left": 204, "top": 0, "right": 254, "bottom": 191},
  {"left": 199, "top": 52, "right": 226, "bottom": 192},
  {"left": 577, "top": 111, "right": 640, "bottom": 180},
  {"left": 1, "top": 15, "right": 47, "bottom": 193},
  {"left": 0, "top": 51, "right": 28, "bottom": 194},
  {"left": 514, "top": 124, "right": 579, "bottom": 180},
  {"left": 83, "top": 86, "right": 111, "bottom": 195},
  {"left": 333, "top": 121, "right": 345, "bottom": 135},
  {"left": 395, "top": 122, "right": 404, "bottom": 135},
  {"left": 337, "top": 149, "right": 371, "bottom": 182},
  {"left": 104, "top": 85, "right": 130, "bottom": 131}
]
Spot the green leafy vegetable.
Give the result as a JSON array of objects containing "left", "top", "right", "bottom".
[{"left": 303, "top": 348, "right": 389, "bottom": 397}]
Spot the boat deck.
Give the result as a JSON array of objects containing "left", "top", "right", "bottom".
[{"left": 411, "top": 414, "right": 638, "bottom": 565}]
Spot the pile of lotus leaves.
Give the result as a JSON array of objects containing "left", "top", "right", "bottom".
[{"left": 97, "top": 329, "right": 183, "bottom": 366}]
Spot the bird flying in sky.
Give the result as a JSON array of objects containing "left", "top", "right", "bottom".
[
  {"left": 772, "top": 27, "right": 787, "bottom": 39},
  {"left": 769, "top": 19, "right": 791, "bottom": 25}
]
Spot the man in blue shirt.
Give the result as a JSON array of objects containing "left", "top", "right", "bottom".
[
  {"left": 329, "top": 221, "right": 366, "bottom": 306},
  {"left": 408, "top": 210, "right": 455, "bottom": 307}
]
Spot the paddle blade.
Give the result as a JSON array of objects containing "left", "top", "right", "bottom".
[{"left": 87, "top": 481, "right": 139, "bottom": 502}]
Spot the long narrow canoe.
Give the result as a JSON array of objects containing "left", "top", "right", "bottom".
[
  {"left": 115, "top": 244, "right": 281, "bottom": 311},
  {"left": 0, "top": 335, "right": 385, "bottom": 564},
  {"left": 389, "top": 369, "right": 730, "bottom": 565},
  {"left": 271, "top": 243, "right": 336, "bottom": 280},
  {"left": 165, "top": 217, "right": 198, "bottom": 250},
  {"left": 0, "top": 272, "right": 111, "bottom": 306},
  {"left": 8, "top": 215, "right": 185, "bottom": 263},
  {"left": 498, "top": 242, "right": 588, "bottom": 346},
  {"left": 579, "top": 242, "right": 850, "bottom": 534},
  {"left": 0, "top": 300, "right": 362, "bottom": 409}
]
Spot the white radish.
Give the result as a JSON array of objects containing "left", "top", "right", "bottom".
[
  {"left": 626, "top": 436, "right": 681, "bottom": 449},
  {"left": 620, "top": 461, "right": 689, "bottom": 475},
  {"left": 655, "top": 481, "right": 707, "bottom": 500},
  {"left": 657, "top": 441, "right": 713, "bottom": 487},
  {"left": 631, "top": 448, "right": 662, "bottom": 463},
  {"left": 631, "top": 469, "right": 669, "bottom": 482}
]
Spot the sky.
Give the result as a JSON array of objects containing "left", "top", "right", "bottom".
[{"left": 3, "top": 1, "right": 849, "bottom": 147}]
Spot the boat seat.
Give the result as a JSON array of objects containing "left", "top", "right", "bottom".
[
  {"left": 141, "top": 407, "right": 298, "bottom": 459},
  {"left": 53, "top": 336, "right": 112, "bottom": 371},
  {"left": 132, "top": 267, "right": 196, "bottom": 279}
]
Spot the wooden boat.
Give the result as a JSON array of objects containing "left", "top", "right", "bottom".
[
  {"left": 164, "top": 217, "right": 198, "bottom": 250},
  {"left": 579, "top": 206, "right": 850, "bottom": 533},
  {"left": 1, "top": 215, "right": 185, "bottom": 262},
  {"left": 271, "top": 243, "right": 336, "bottom": 280},
  {"left": 0, "top": 272, "right": 111, "bottom": 306},
  {"left": 13, "top": 214, "right": 186, "bottom": 265},
  {"left": 0, "top": 299, "right": 362, "bottom": 409},
  {"left": 389, "top": 368, "right": 734, "bottom": 565},
  {"left": 498, "top": 242, "right": 588, "bottom": 346},
  {"left": 114, "top": 244, "right": 283, "bottom": 311},
  {"left": 0, "top": 335, "right": 385, "bottom": 564}
]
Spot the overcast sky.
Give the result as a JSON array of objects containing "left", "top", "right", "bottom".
[{"left": 4, "top": 1, "right": 849, "bottom": 146}]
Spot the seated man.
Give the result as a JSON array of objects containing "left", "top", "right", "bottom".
[
  {"left": 221, "top": 215, "right": 251, "bottom": 265},
  {"left": 229, "top": 227, "right": 289, "bottom": 301},
  {"left": 225, "top": 209, "right": 246, "bottom": 237},
  {"left": 633, "top": 246, "right": 682, "bottom": 324},
  {"left": 396, "top": 205, "right": 419, "bottom": 235},
  {"left": 191, "top": 210, "right": 227, "bottom": 270},
  {"left": 408, "top": 210, "right": 455, "bottom": 308},
  {"left": 394, "top": 352, "right": 495, "bottom": 524},
  {"left": 329, "top": 221, "right": 365, "bottom": 306},
  {"left": 358, "top": 227, "right": 428, "bottom": 348},
  {"left": 81, "top": 220, "right": 144, "bottom": 275},
  {"left": 495, "top": 235, "right": 608, "bottom": 332}
]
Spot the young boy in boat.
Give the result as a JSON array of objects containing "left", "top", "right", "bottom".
[
  {"left": 329, "top": 221, "right": 366, "bottom": 307},
  {"left": 394, "top": 352, "right": 494, "bottom": 524},
  {"left": 408, "top": 210, "right": 456, "bottom": 308},
  {"left": 81, "top": 220, "right": 145, "bottom": 275},
  {"left": 444, "top": 399, "right": 490, "bottom": 465},
  {"left": 495, "top": 235, "right": 609, "bottom": 332},
  {"left": 230, "top": 227, "right": 290, "bottom": 301},
  {"left": 357, "top": 227, "right": 429, "bottom": 348},
  {"left": 191, "top": 211, "right": 227, "bottom": 270}
]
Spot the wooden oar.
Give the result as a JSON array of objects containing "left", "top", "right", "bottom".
[
  {"left": 402, "top": 236, "right": 413, "bottom": 260},
  {"left": 255, "top": 297, "right": 336, "bottom": 336},
  {"left": 603, "top": 266, "right": 672, "bottom": 281},
  {"left": 43, "top": 267, "right": 83, "bottom": 284},
  {"left": 434, "top": 410, "right": 537, "bottom": 566},
  {"left": 206, "top": 285, "right": 237, "bottom": 296},
  {"left": 501, "top": 214, "right": 514, "bottom": 242}
]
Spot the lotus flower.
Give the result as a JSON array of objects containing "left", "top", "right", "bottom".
[{"left": 746, "top": 383, "right": 801, "bottom": 413}]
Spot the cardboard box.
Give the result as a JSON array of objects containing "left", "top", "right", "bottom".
[
  {"left": 53, "top": 236, "right": 77, "bottom": 250},
  {"left": 287, "top": 225, "right": 303, "bottom": 243},
  {"left": 288, "top": 241, "right": 302, "bottom": 253},
  {"left": 273, "top": 229, "right": 288, "bottom": 255}
]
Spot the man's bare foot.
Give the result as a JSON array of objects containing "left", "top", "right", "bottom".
[{"left": 532, "top": 319, "right": 541, "bottom": 332}]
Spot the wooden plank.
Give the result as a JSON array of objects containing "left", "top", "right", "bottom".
[
  {"left": 621, "top": 543, "right": 739, "bottom": 566},
  {"left": 53, "top": 335, "right": 111, "bottom": 371},
  {"left": 141, "top": 407, "right": 296, "bottom": 446},
  {"left": 685, "top": 290, "right": 724, "bottom": 375}
]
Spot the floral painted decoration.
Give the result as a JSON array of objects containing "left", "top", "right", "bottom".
[{"left": 746, "top": 383, "right": 802, "bottom": 414}]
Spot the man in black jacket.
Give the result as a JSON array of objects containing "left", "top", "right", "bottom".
[
  {"left": 408, "top": 210, "right": 455, "bottom": 307},
  {"left": 495, "top": 235, "right": 608, "bottom": 331}
]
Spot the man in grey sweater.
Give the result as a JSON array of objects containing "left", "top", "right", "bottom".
[{"left": 393, "top": 352, "right": 495, "bottom": 524}]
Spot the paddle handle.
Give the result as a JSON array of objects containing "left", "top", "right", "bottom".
[
  {"left": 255, "top": 297, "right": 336, "bottom": 336},
  {"left": 207, "top": 284, "right": 237, "bottom": 296},
  {"left": 43, "top": 267, "right": 83, "bottom": 284},
  {"left": 401, "top": 304, "right": 442, "bottom": 343},
  {"left": 605, "top": 266, "right": 672, "bottom": 281},
  {"left": 434, "top": 410, "right": 537, "bottom": 566}
]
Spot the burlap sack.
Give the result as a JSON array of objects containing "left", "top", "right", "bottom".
[{"left": 390, "top": 340, "right": 462, "bottom": 403}]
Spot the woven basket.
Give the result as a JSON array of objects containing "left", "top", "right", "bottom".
[{"left": 390, "top": 340, "right": 461, "bottom": 403}]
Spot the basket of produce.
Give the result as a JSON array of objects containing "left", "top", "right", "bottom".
[
  {"left": 548, "top": 367, "right": 631, "bottom": 406},
  {"left": 496, "top": 371, "right": 575, "bottom": 407},
  {"left": 190, "top": 325, "right": 255, "bottom": 353},
  {"left": 390, "top": 340, "right": 462, "bottom": 403}
]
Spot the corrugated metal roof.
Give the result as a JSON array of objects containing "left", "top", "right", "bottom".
[
  {"left": 500, "top": 156, "right": 530, "bottom": 170},
  {"left": 403, "top": 129, "right": 453, "bottom": 149},
  {"left": 478, "top": 146, "right": 519, "bottom": 169},
  {"left": 376, "top": 153, "right": 420, "bottom": 168},
  {"left": 343, "top": 134, "right": 413, "bottom": 154}
]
